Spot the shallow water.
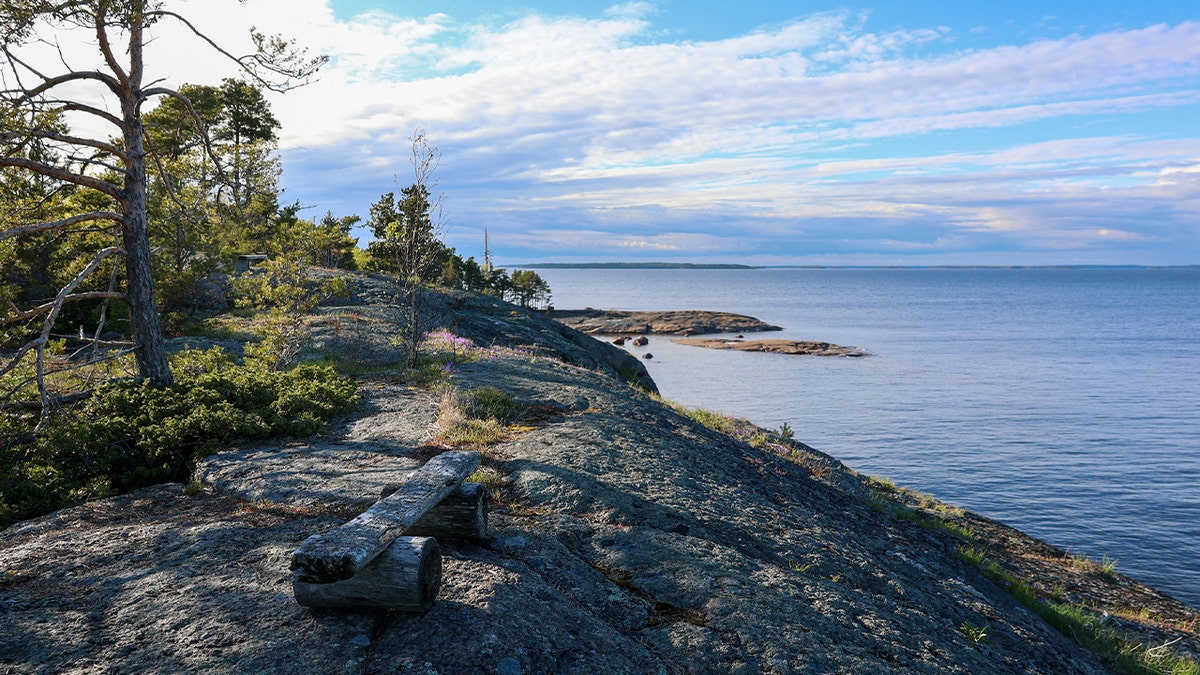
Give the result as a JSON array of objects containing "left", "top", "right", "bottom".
[{"left": 536, "top": 267, "right": 1200, "bottom": 609}]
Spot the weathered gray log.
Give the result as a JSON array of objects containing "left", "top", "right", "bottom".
[
  {"left": 293, "top": 536, "right": 441, "bottom": 611},
  {"left": 399, "top": 481, "right": 488, "bottom": 541},
  {"left": 291, "top": 450, "right": 480, "bottom": 583}
]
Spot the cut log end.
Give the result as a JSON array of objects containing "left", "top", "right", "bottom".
[
  {"left": 293, "top": 536, "right": 442, "bottom": 612},
  {"left": 406, "top": 481, "right": 488, "bottom": 541}
]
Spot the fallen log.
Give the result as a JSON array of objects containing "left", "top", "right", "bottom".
[
  {"left": 293, "top": 536, "right": 441, "bottom": 611},
  {"left": 291, "top": 450, "right": 480, "bottom": 583}
]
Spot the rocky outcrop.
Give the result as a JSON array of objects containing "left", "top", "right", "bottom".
[
  {"left": 551, "top": 309, "right": 781, "bottom": 336},
  {"left": 2, "top": 277, "right": 1197, "bottom": 674},
  {"left": 674, "top": 337, "right": 869, "bottom": 357},
  {"left": 301, "top": 274, "right": 659, "bottom": 394}
]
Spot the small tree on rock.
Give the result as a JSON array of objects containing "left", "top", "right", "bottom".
[{"left": 365, "top": 129, "right": 446, "bottom": 368}]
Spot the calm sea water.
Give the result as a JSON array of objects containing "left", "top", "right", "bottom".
[{"left": 535, "top": 268, "right": 1200, "bottom": 609}]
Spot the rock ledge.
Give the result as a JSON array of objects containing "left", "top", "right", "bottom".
[
  {"left": 674, "top": 337, "right": 868, "bottom": 357},
  {"left": 551, "top": 309, "right": 781, "bottom": 335}
]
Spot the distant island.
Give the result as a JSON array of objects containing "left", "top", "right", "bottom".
[
  {"left": 517, "top": 263, "right": 1198, "bottom": 270},
  {"left": 517, "top": 262, "right": 757, "bottom": 269}
]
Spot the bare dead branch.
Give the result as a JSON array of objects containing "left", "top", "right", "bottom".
[
  {"left": 93, "top": 3, "right": 131, "bottom": 92},
  {"left": 0, "top": 341, "right": 37, "bottom": 382},
  {"left": 12, "top": 65, "right": 122, "bottom": 101},
  {"left": 3, "top": 291, "right": 126, "bottom": 325},
  {"left": 157, "top": 11, "right": 326, "bottom": 92},
  {"left": 88, "top": 231, "right": 124, "bottom": 365},
  {"left": 0, "top": 210, "right": 125, "bottom": 243},
  {"left": 52, "top": 101, "right": 123, "bottom": 127},
  {"left": 28, "top": 245, "right": 123, "bottom": 427},
  {"left": 1, "top": 128, "right": 126, "bottom": 160},
  {"left": 0, "top": 155, "right": 123, "bottom": 199}
]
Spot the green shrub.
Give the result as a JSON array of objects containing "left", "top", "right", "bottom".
[{"left": 0, "top": 348, "right": 358, "bottom": 528}]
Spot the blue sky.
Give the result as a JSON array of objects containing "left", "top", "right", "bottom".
[{"left": 83, "top": 1, "right": 1200, "bottom": 264}]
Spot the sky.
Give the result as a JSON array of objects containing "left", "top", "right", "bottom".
[{"left": 23, "top": 1, "right": 1200, "bottom": 264}]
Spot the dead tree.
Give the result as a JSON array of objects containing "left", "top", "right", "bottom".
[{"left": 367, "top": 129, "right": 447, "bottom": 369}]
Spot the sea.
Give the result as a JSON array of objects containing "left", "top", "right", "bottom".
[{"left": 533, "top": 267, "right": 1200, "bottom": 610}]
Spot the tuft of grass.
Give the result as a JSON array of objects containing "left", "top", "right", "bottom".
[
  {"left": 681, "top": 406, "right": 740, "bottom": 435},
  {"left": 1069, "top": 551, "right": 1120, "bottom": 577},
  {"left": 956, "top": 546, "right": 987, "bottom": 568},
  {"left": 957, "top": 546, "right": 1199, "bottom": 675},
  {"left": 462, "top": 387, "right": 522, "bottom": 424},
  {"left": 787, "top": 559, "right": 815, "bottom": 573},
  {"left": 868, "top": 475, "right": 898, "bottom": 493},
  {"left": 441, "top": 418, "right": 508, "bottom": 447},
  {"left": 466, "top": 466, "right": 506, "bottom": 503},
  {"left": 435, "top": 386, "right": 525, "bottom": 449},
  {"left": 958, "top": 621, "right": 989, "bottom": 643}
]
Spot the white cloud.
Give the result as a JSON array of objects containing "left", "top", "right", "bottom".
[{"left": 10, "top": 1, "right": 1199, "bottom": 262}]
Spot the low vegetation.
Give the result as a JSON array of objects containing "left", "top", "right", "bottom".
[
  {"left": 0, "top": 347, "right": 358, "bottom": 528},
  {"left": 956, "top": 546, "right": 1198, "bottom": 675},
  {"left": 435, "top": 385, "right": 526, "bottom": 450}
]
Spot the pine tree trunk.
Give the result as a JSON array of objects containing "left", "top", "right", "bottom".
[{"left": 120, "top": 7, "right": 173, "bottom": 386}]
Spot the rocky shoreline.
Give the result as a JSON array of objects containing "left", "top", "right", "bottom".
[
  {"left": 550, "top": 309, "right": 867, "bottom": 358},
  {"left": 2, "top": 276, "right": 1197, "bottom": 674},
  {"left": 550, "top": 309, "right": 782, "bottom": 336},
  {"left": 674, "top": 337, "right": 868, "bottom": 357}
]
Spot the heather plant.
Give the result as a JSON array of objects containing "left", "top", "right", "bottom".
[{"left": 424, "top": 330, "right": 479, "bottom": 363}]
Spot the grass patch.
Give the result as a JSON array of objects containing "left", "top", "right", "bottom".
[
  {"left": 958, "top": 621, "right": 989, "bottom": 643},
  {"left": 466, "top": 466, "right": 506, "bottom": 503},
  {"left": 458, "top": 387, "right": 521, "bottom": 423},
  {"left": 1070, "top": 551, "right": 1121, "bottom": 577},
  {"left": 866, "top": 478, "right": 978, "bottom": 542},
  {"left": 680, "top": 407, "right": 740, "bottom": 435},
  {"left": 957, "top": 545, "right": 1200, "bottom": 675},
  {"left": 441, "top": 418, "right": 508, "bottom": 447},
  {"left": 652, "top": 396, "right": 841, "bottom": 481},
  {"left": 868, "top": 492, "right": 978, "bottom": 542},
  {"left": 435, "top": 386, "right": 526, "bottom": 449},
  {"left": 868, "top": 475, "right": 898, "bottom": 493}
]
